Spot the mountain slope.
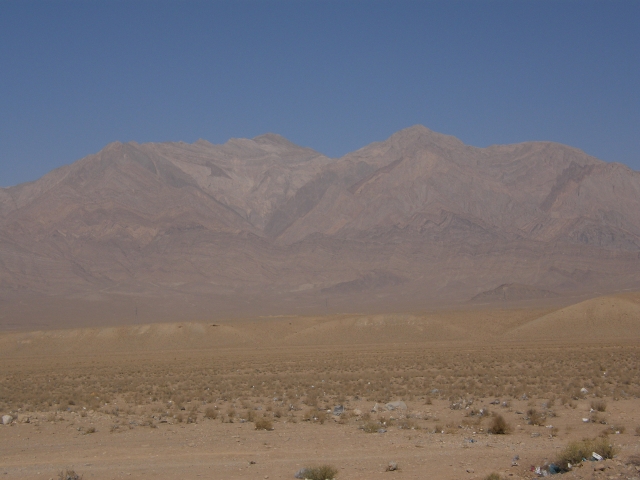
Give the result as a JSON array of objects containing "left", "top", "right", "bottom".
[{"left": 1, "top": 126, "right": 640, "bottom": 326}]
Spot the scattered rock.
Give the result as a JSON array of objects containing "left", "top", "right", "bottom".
[
  {"left": 386, "top": 461, "right": 398, "bottom": 471},
  {"left": 385, "top": 401, "right": 407, "bottom": 411},
  {"left": 353, "top": 408, "right": 362, "bottom": 416},
  {"left": 333, "top": 405, "right": 344, "bottom": 416},
  {"left": 2, "top": 415, "right": 13, "bottom": 425}
]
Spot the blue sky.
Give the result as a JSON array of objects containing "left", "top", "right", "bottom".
[{"left": 1, "top": 1, "right": 638, "bottom": 187}]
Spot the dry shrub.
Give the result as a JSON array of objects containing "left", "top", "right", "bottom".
[
  {"left": 255, "top": 418, "right": 273, "bottom": 430},
  {"left": 555, "top": 437, "right": 618, "bottom": 472},
  {"left": 484, "top": 474, "right": 502, "bottom": 480},
  {"left": 488, "top": 414, "right": 511, "bottom": 434},
  {"left": 305, "top": 391, "right": 318, "bottom": 407},
  {"left": 591, "top": 400, "right": 607, "bottom": 412},
  {"left": 297, "top": 465, "right": 338, "bottom": 480},
  {"left": 601, "top": 425, "right": 625, "bottom": 436},
  {"left": 627, "top": 455, "right": 640, "bottom": 466},
  {"left": 527, "top": 409, "right": 544, "bottom": 426},
  {"left": 362, "top": 421, "right": 380, "bottom": 433},
  {"left": 204, "top": 407, "right": 217, "bottom": 420},
  {"left": 303, "top": 409, "right": 327, "bottom": 424},
  {"left": 397, "top": 418, "right": 417, "bottom": 430},
  {"left": 58, "top": 469, "right": 82, "bottom": 480}
]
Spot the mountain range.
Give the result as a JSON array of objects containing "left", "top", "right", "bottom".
[{"left": 1, "top": 126, "right": 639, "bottom": 328}]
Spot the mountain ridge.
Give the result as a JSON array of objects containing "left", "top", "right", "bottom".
[{"left": 1, "top": 125, "right": 639, "bottom": 327}]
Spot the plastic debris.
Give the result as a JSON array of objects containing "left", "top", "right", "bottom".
[{"left": 591, "top": 452, "right": 603, "bottom": 461}]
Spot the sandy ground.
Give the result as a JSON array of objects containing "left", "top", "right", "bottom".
[
  {"left": 2, "top": 395, "right": 640, "bottom": 480},
  {"left": 2, "top": 293, "right": 640, "bottom": 480}
]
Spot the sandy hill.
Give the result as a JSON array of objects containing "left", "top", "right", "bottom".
[
  {"left": 0, "top": 293, "right": 637, "bottom": 357},
  {"left": 1, "top": 126, "right": 640, "bottom": 328},
  {"left": 503, "top": 294, "right": 640, "bottom": 343}
]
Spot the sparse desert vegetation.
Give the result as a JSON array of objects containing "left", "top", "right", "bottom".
[
  {"left": 295, "top": 464, "right": 338, "bottom": 480},
  {"left": 555, "top": 437, "right": 618, "bottom": 471},
  {"left": 1, "top": 344, "right": 638, "bottom": 418},
  {"left": 1, "top": 319, "right": 639, "bottom": 479},
  {"left": 488, "top": 414, "right": 511, "bottom": 435}
]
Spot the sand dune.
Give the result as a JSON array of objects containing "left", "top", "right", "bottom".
[
  {"left": 502, "top": 294, "right": 640, "bottom": 343},
  {"left": 1, "top": 293, "right": 637, "bottom": 357}
]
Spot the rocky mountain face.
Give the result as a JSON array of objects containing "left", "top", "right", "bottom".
[{"left": 1, "top": 126, "right": 639, "bottom": 325}]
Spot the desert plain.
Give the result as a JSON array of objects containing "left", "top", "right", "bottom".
[
  {"left": 2, "top": 127, "right": 640, "bottom": 479},
  {"left": 2, "top": 292, "right": 640, "bottom": 480}
]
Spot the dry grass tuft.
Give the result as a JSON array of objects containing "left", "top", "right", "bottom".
[
  {"left": 58, "top": 470, "right": 82, "bottom": 480},
  {"left": 483, "top": 474, "right": 502, "bottom": 480},
  {"left": 488, "top": 414, "right": 511, "bottom": 434},
  {"left": 204, "top": 407, "right": 218, "bottom": 420},
  {"left": 361, "top": 421, "right": 380, "bottom": 433},
  {"left": 555, "top": 437, "right": 618, "bottom": 472},
  {"left": 527, "top": 409, "right": 544, "bottom": 426},
  {"left": 254, "top": 418, "right": 273, "bottom": 431},
  {"left": 296, "top": 465, "right": 338, "bottom": 480}
]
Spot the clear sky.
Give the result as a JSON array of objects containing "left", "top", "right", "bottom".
[{"left": 1, "top": 1, "right": 638, "bottom": 187}]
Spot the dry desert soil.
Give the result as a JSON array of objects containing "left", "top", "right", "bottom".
[{"left": 1, "top": 293, "right": 640, "bottom": 480}]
